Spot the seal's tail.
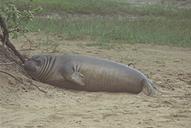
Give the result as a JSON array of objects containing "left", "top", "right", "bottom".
[{"left": 142, "top": 79, "right": 161, "bottom": 96}]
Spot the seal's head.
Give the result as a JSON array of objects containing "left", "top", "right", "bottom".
[{"left": 23, "top": 55, "right": 44, "bottom": 79}]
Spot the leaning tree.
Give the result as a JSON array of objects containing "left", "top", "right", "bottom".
[{"left": 0, "top": 0, "right": 46, "bottom": 92}]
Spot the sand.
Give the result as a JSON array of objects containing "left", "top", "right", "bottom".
[{"left": 0, "top": 33, "right": 191, "bottom": 128}]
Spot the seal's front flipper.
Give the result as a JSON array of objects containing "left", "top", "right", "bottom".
[
  {"left": 63, "top": 64, "right": 85, "bottom": 86},
  {"left": 70, "top": 72, "right": 85, "bottom": 86}
]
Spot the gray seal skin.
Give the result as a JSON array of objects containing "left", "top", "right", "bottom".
[{"left": 23, "top": 54, "right": 156, "bottom": 96}]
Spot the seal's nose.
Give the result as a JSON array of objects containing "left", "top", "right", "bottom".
[{"left": 23, "top": 60, "right": 36, "bottom": 73}]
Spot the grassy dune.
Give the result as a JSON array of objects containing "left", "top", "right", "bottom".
[{"left": 17, "top": 0, "right": 191, "bottom": 47}]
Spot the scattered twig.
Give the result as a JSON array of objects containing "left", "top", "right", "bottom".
[
  {"left": 19, "top": 48, "right": 35, "bottom": 51},
  {"left": 128, "top": 63, "right": 135, "bottom": 68}
]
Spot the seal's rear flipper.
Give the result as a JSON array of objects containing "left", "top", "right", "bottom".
[
  {"left": 142, "top": 79, "right": 167, "bottom": 96},
  {"left": 142, "top": 79, "right": 156, "bottom": 96}
]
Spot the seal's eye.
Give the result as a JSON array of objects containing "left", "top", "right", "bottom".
[{"left": 32, "top": 56, "right": 42, "bottom": 66}]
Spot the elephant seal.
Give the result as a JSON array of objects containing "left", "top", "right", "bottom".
[{"left": 23, "top": 54, "right": 157, "bottom": 96}]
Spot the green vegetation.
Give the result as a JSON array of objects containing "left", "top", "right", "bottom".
[
  {"left": 13, "top": 0, "right": 191, "bottom": 47},
  {"left": 0, "top": 0, "right": 41, "bottom": 38}
]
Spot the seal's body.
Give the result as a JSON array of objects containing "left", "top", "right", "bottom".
[{"left": 24, "top": 54, "right": 156, "bottom": 95}]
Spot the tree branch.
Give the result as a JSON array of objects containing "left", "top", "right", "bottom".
[
  {"left": 8, "top": 28, "right": 21, "bottom": 33},
  {"left": 0, "top": 16, "right": 26, "bottom": 64},
  {"left": 0, "top": 34, "right": 3, "bottom": 42}
]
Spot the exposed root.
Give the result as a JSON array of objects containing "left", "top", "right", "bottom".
[
  {"left": 0, "top": 62, "right": 14, "bottom": 65},
  {"left": 0, "top": 70, "right": 20, "bottom": 82},
  {"left": 26, "top": 79, "right": 47, "bottom": 94}
]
